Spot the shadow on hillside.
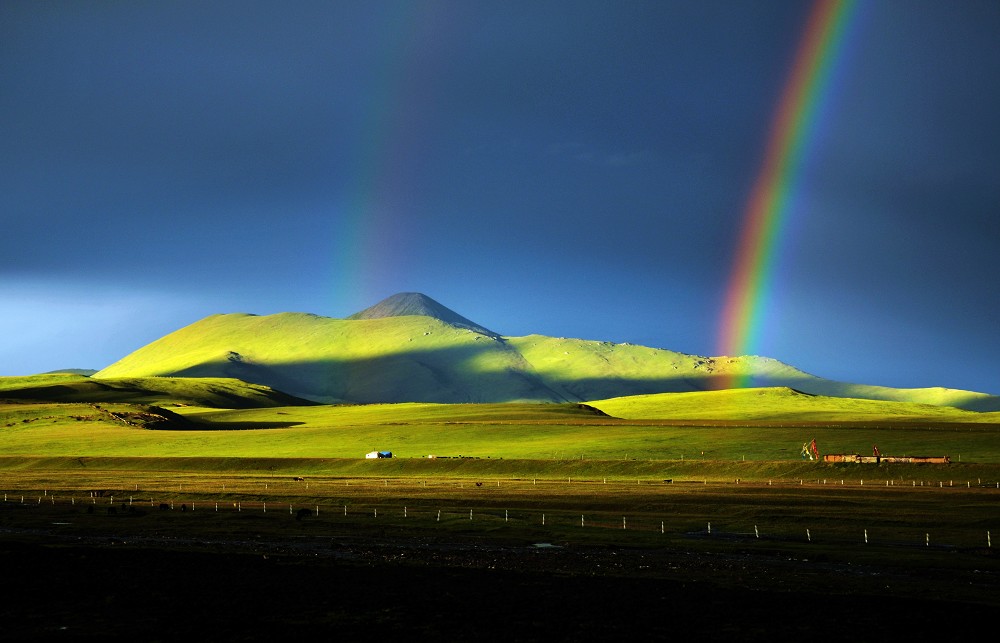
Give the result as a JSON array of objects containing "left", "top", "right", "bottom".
[
  {"left": 2, "top": 383, "right": 135, "bottom": 403},
  {"left": 163, "top": 418, "right": 305, "bottom": 431},
  {"left": 161, "top": 342, "right": 1000, "bottom": 410},
  {"left": 170, "top": 342, "right": 760, "bottom": 404},
  {"left": 2, "top": 380, "right": 316, "bottom": 409}
]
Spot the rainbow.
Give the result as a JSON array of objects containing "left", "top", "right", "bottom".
[
  {"left": 716, "top": 0, "right": 858, "bottom": 387},
  {"left": 329, "top": 5, "right": 450, "bottom": 313}
]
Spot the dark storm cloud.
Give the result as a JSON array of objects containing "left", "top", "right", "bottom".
[{"left": 0, "top": 1, "right": 997, "bottom": 394}]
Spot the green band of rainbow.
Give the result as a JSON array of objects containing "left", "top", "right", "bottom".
[{"left": 717, "top": 0, "right": 857, "bottom": 387}]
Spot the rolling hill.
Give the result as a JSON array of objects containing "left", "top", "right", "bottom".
[
  {"left": 93, "top": 293, "right": 1000, "bottom": 411},
  {"left": 588, "top": 387, "right": 1000, "bottom": 423},
  {"left": 0, "top": 373, "right": 313, "bottom": 408}
]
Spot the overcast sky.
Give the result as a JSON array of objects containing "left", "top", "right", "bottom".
[{"left": 2, "top": 1, "right": 998, "bottom": 395}]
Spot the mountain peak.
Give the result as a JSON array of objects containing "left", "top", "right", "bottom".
[{"left": 347, "top": 292, "right": 499, "bottom": 337}]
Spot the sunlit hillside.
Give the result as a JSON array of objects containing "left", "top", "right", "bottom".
[
  {"left": 589, "top": 387, "right": 1000, "bottom": 423},
  {"left": 92, "top": 294, "right": 1000, "bottom": 411}
]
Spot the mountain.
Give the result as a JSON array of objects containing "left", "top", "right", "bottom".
[
  {"left": 96, "top": 310, "right": 561, "bottom": 404},
  {"left": 93, "top": 293, "right": 1000, "bottom": 411},
  {"left": 347, "top": 292, "right": 499, "bottom": 338}
]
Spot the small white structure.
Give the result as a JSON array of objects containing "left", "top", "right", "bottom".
[{"left": 365, "top": 451, "right": 392, "bottom": 459}]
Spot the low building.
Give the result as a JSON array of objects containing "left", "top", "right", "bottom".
[
  {"left": 365, "top": 451, "right": 393, "bottom": 459},
  {"left": 823, "top": 454, "right": 950, "bottom": 464}
]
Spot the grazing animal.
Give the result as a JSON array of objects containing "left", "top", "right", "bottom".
[
  {"left": 159, "top": 503, "right": 169, "bottom": 511},
  {"left": 296, "top": 508, "right": 312, "bottom": 520},
  {"left": 293, "top": 476, "right": 305, "bottom": 481}
]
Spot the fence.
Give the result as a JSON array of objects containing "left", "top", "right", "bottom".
[{"left": 1, "top": 488, "right": 996, "bottom": 553}]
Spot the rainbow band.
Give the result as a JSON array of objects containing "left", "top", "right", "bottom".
[
  {"left": 330, "top": 5, "right": 449, "bottom": 312},
  {"left": 717, "top": 0, "right": 857, "bottom": 386}
]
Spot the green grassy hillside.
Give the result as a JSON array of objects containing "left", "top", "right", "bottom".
[
  {"left": 92, "top": 308, "right": 1000, "bottom": 411},
  {"left": 0, "top": 373, "right": 312, "bottom": 408},
  {"left": 589, "top": 387, "right": 1000, "bottom": 423},
  {"left": 95, "top": 314, "right": 563, "bottom": 404}
]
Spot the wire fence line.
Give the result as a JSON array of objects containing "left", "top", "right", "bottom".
[
  {"left": 4, "top": 474, "right": 1000, "bottom": 495},
  {"left": 2, "top": 492, "right": 995, "bottom": 552}
]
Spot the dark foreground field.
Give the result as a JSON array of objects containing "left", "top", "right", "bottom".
[
  {"left": 1, "top": 533, "right": 994, "bottom": 642},
  {"left": 3, "top": 467, "right": 999, "bottom": 641}
]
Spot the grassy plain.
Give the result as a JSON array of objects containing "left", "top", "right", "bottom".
[{"left": 2, "top": 397, "right": 999, "bottom": 465}]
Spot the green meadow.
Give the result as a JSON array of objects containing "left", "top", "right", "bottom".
[{"left": 2, "top": 376, "right": 999, "bottom": 476}]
